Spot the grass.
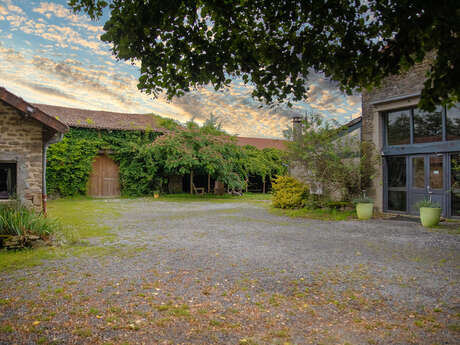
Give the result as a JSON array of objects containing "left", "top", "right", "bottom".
[
  {"left": 155, "top": 192, "right": 272, "bottom": 202},
  {"left": 0, "top": 198, "right": 123, "bottom": 271},
  {"left": 0, "top": 203, "right": 60, "bottom": 237},
  {"left": 268, "top": 206, "right": 355, "bottom": 221}
]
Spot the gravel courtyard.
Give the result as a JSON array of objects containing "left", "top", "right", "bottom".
[{"left": 1, "top": 199, "right": 459, "bottom": 345}]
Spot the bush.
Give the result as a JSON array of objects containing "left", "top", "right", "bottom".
[
  {"left": 415, "top": 199, "right": 441, "bottom": 209},
  {"left": 303, "top": 194, "right": 329, "bottom": 210},
  {"left": 272, "top": 176, "right": 309, "bottom": 209},
  {"left": 0, "top": 204, "right": 59, "bottom": 238}
]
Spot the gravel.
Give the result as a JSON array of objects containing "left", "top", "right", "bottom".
[{"left": 1, "top": 199, "right": 459, "bottom": 344}]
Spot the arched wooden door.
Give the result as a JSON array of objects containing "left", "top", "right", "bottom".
[{"left": 88, "top": 155, "right": 120, "bottom": 197}]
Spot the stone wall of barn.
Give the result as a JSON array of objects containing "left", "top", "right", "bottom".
[
  {"left": 361, "top": 59, "right": 432, "bottom": 211},
  {"left": 0, "top": 100, "right": 43, "bottom": 210}
]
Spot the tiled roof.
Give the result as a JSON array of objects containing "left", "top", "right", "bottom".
[
  {"left": 33, "top": 104, "right": 162, "bottom": 132},
  {"left": 0, "top": 88, "right": 68, "bottom": 133},
  {"left": 236, "top": 136, "right": 287, "bottom": 150},
  {"left": 32, "top": 103, "right": 288, "bottom": 147}
]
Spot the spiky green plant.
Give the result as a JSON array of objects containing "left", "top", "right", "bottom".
[{"left": 0, "top": 204, "right": 59, "bottom": 237}]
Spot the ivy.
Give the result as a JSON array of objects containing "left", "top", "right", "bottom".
[
  {"left": 46, "top": 128, "right": 160, "bottom": 197},
  {"left": 46, "top": 126, "right": 287, "bottom": 197}
]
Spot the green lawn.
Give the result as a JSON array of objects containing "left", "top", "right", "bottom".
[
  {"left": 269, "top": 206, "right": 356, "bottom": 221},
  {"left": 155, "top": 192, "right": 272, "bottom": 202},
  {"left": 0, "top": 198, "right": 122, "bottom": 271}
]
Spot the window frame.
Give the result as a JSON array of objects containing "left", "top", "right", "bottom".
[
  {"left": 382, "top": 105, "right": 460, "bottom": 157},
  {"left": 384, "top": 106, "right": 447, "bottom": 147},
  {"left": 0, "top": 162, "right": 17, "bottom": 200}
]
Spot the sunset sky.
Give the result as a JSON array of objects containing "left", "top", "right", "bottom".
[{"left": 0, "top": 0, "right": 362, "bottom": 138}]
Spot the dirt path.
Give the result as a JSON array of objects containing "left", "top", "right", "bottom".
[{"left": 1, "top": 199, "right": 459, "bottom": 344}]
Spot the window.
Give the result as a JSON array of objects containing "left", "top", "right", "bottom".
[
  {"left": 387, "top": 156, "right": 407, "bottom": 211},
  {"left": 385, "top": 104, "right": 460, "bottom": 146},
  {"left": 446, "top": 105, "right": 460, "bottom": 141},
  {"left": 387, "top": 109, "right": 410, "bottom": 145},
  {"left": 451, "top": 154, "right": 460, "bottom": 216},
  {"left": 0, "top": 163, "right": 17, "bottom": 199},
  {"left": 413, "top": 106, "right": 443, "bottom": 143}
]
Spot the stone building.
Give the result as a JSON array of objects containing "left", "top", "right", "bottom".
[
  {"left": 362, "top": 60, "right": 460, "bottom": 217},
  {"left": 0, "top": 87, "right": 68, "bottom": 211},
  {"left": 33, "top": 104, "right": 287, "bottom": 196}
]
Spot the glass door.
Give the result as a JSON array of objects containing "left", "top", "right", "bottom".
[
  {"left": 450, "top": 153, "right": 460, "bottom": 217},
  {"left": 409, "top": 154, "right": 446, "bottom": 215}
]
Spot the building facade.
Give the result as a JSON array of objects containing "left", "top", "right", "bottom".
[
  {"left": 362, "top": 61, "right": 460, "bottom": 217},
  {"left": 0, "top": 88, "right": 68, "bottom": 211}
]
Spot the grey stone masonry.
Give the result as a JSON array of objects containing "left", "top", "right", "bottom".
[
  {"left": 0, "top": 100, "right": 44, "bottom": 210},
  {"left": 361, "top": 59, "right": 432, "bottom": 210}
]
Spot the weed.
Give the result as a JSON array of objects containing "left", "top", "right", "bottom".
[
  {"left": 72, "top": 328, "right": 92, "bottom": 337},
  {"left": 209, "top": 319, "right": 224, "bottom": 327},
  {"left": 268, "top": 205, "right": 355, "bottom": 221},
  {"left": 0, "top": 325, "right": 13, "bottom": 333},
  {"left": 88, "top": 307, "right": 100, "bottom": 315},
  {"left": 448, "top": 323, "right": 460, "bottom": 332}
]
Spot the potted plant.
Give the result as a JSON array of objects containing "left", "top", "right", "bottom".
[
  {"left": 353, "top": 195, "right": 374, "bottom": 220},
  {"left": 416, "top": 199, "right": 441, "bottom": 227},
  {"left": 153, "top": 190, "right": 160, "bottom": 199}
]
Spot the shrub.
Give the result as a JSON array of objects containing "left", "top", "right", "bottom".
[
  {"left": 326, "top": 201, "right": 351, "bottom": 210},
  {"left": 352, "top": 196, "right": 374, "bottom": 204},
  {"left": 415, "top": 199, "right": 441, "bottom": 209},
  {"left": 0, "top": 204, "right": 59, "bottom": 238},
  {"left": 272, "top": 176, "right": 309, "bottom": 209},
  {"left": 303, "top": 194, "right": 329, "bottom": 210}
]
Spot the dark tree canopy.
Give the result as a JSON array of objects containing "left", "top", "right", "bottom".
[{"left": 69, "top": 0, "right": 459, "bottom": 110}]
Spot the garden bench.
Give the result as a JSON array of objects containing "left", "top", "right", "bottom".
[{"left": 192, "top": 184, "right": 205, "bottom": 195}]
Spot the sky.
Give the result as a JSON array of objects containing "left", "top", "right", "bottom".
[{"left": 0, "top": 0, "right": 362, "bottom": 139}]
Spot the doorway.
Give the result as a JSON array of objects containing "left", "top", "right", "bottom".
[
  {"left": 385, "top": 153, "right": 451, "bottom": 217},
  {"left": 88, "top": 155, "right": 120, "bottom": 197},
  {"left": 408, "top": 154, "right": 446, "bottom": 215}
]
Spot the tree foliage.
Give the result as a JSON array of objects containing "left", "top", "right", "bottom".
[
  {"left": 287, "top": 113, "right": 376, "bottom": 200},
  {"left": 46, "top": 128, "right": 160, "bottom": 197},
  {"left": 46, "top": 122, "right": 287, "bottom": 196},
  {"left": 69, "top": 0, "right": 459, "bottom": 110}
]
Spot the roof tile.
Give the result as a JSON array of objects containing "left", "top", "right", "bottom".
[{"left": 33, "top": 104, "right": 162, "bottom": 132}]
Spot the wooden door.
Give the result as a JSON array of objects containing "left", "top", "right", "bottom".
[{"left": 88, "top": 155, "right": 120, "bottom": 197}]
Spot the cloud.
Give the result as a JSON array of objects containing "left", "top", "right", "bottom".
[
  {"left": 33, "top": 2, "right": 83, "bottom": 24},
  {"left": 3, "top": 0, "right": 24, "bottom": 15},
  {"left": 0, "top": 0, "right": 361, "bottom": 138},
  {"left": 167, "top": 82, "right": 293, "bottom": 138},
  {"left": 33, "top": 2, "right": 104, "bottom": 34},
  {"left": 14, "top": 80, "right": 78, "bottom": 101}
]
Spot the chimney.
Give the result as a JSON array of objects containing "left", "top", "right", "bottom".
[{"left": 292, "top": 116, "right": 302, "bottom": 142}]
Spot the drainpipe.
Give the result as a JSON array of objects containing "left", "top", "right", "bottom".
[{"left": 42, "top": 132, "right": 64, "bottom": 215}]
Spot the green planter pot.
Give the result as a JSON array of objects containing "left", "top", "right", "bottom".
[
  {"left": 356, "top": 203, "right": 374, "bottom": 220},
  {"left": 419, "top": 207, "right": 441, "bottom": 227}
]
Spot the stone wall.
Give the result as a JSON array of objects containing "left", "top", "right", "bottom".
[
  {"left": 0, "top": 101, "right": 43, "bottom": 210},
  {"left": 361, "top": 59, "right": 432, "bottom": 210}
]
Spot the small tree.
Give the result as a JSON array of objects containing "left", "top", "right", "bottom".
[{"left": 287, "top": 113, "right": 376, "bottom": 200}]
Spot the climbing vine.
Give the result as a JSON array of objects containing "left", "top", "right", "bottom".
[
  {"left": 46, "top": 128, "right": 160, "bottom": 197},
  {"left": 46, "top": 125, "right": 287, "bottom": 197}
]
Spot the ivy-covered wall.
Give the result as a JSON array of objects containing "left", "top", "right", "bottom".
[
  {"left": 46, "top": 127, "right": 288, "bottom": 198},
  {"left": 46, "top": 128, "right": 161, "bottom": 197}
]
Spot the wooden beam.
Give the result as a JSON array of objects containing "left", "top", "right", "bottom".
[
  {"left": 190, "top": 171, "right": 193, "bottom": 194},
  {"left": 207, "top": 174, "right": 211, "bottom": 193}
]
